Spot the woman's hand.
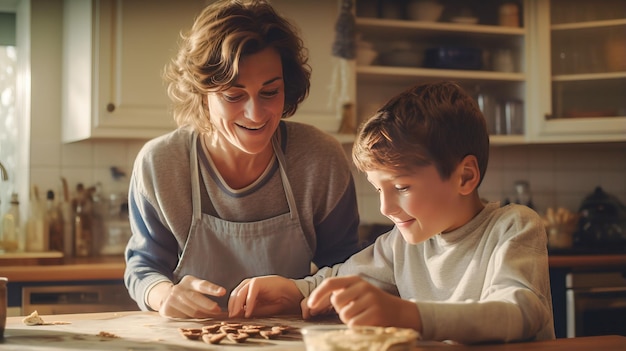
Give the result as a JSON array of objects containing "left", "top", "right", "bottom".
[
  {"left": 149, "top": 275, "right": 226, "bottom": 319},
  {"left": 306, "top": 276, "right": 422, "bottom": 331},
  {"left": 228, "top": 275, "right": 304, "bottom": 318}
]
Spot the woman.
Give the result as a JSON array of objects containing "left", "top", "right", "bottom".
[{"left": 124, "top": 0, "right": 360, "bottom": 319}]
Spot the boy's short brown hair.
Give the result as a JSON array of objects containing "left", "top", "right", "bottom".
[{"left": 352, "top": 81, "right": 489, "bottom": 186}]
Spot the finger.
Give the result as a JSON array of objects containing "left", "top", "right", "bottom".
[
  {"left": 308, "top": 276, "right": 360, "bottom": 310},
  {"left": 301, "top": 297, "right": 312, "bottom": 319},
  {"left": 329, "top": 279, "right": 366, "bottom": 309},
  {"left": 227, "top": 280, "right": 250, "bottom": 318},
  {"left": 189, "top": 292, "right": 223, "bottom": 316},
  {"left": 243, "top": 279, "right": 261, "bottom": 318},
  {"left": 193, "top": 279, "right": 226, "bottom": 297}
]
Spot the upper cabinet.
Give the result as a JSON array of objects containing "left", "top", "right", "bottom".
[
  {"left": 527, "top": 0, "right": 626, "bottom": 142},
  {"left": 61, "top": 0, "right": 341, "bottom": 143},
  {"left": 354, "top": 0, "right": 626, "bottom": 144},
  {"left": 62, "top": 0, "right": 205, "bottom": 142},
  {"left": 353, "top": 0, "right": 529, "bottom": 145}
]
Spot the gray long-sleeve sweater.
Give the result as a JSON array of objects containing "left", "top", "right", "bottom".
[{"left": 295, "top": 202, "right": 555, "bottom": 344}]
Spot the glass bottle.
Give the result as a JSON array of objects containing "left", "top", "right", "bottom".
[
  {"left": 1, "top": 193, "right": 21, "bottom": 252},
  {"left": 514, "top": 180, "right": 534, "bottom": 209},
  {"left": 74, "top": 201, "right": 92, "bottom": 257},
  {"left": 26, "top": 186, "right": 48, "bottom": 252},
  {"left": 46, "top": 190, "right": 64, "bottom": 253}
]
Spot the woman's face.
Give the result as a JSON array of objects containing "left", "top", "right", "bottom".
[{"left": 206, "top": 47, "right": 285, "bottom": 156}]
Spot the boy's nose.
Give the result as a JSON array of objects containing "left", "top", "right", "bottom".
[{"left": 379, "top": 193, "right": 399, "bottom": 217}]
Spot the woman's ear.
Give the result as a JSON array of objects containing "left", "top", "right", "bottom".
[{"left": 458, "top": 155, "right": 480, "bottom": 195}]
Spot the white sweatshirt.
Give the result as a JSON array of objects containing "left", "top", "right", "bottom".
[{"left": 295, "top": 202, "right": 555, "bottom": 344}]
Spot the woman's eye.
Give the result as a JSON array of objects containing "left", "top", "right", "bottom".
[
  {"left": 222, "top": 94, "right": 243, "bottom": 102},
  {"left": 396, "top": 186, "right": 409, "bottom": 192},
  {"left": 261, "top": 89, "right": 280, "bottom": 98}
]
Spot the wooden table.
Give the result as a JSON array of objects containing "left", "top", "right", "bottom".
[{"left": 2, "top": 311, "right": 625, "bottom": 350}]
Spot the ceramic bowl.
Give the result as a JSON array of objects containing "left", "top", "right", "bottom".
[
  {"left": 357, "top": 47, "right": 378, "bottom": 66},
  {"left": 301, "top": 325, "right": 419, "bottom": 351}
]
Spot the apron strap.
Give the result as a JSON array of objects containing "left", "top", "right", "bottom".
[
  {"left": 190, "top": 132, "right": 203, "bottom": 222},
  {"left": 272, "top": 134, "right": 300, "bottom": 221}
]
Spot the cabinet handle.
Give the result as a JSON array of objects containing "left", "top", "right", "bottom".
[{"left": 106, "top": 103, "right": 115, "bottom": 112}]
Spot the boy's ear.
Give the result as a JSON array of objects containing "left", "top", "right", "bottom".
[{"left": 458, "top": 155, "right": 480, "bottom": 195}]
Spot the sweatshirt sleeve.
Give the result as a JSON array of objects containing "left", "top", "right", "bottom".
[
  {"left": 124, "top": 168, "right": 178, "bottom": 311},
  {"left": 294, "top": 230, "right": 399, "bottom": 297},
  {"left": 416, "top": 207, "right": 554, "bottom": 344}
]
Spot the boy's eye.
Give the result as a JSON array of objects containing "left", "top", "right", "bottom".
[{"left": 395, "top": 186, "right": 409, "bottom": 192}]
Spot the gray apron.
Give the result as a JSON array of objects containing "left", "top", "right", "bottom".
[{"left": 173, "top": 132, "right": 313, "bottom": 308}]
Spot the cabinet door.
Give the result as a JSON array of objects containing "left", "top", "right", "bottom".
[
  {"left": 528, "top": 0, "right": 626, "bottom": 143},
  {"left": 94, "top": 0, "right": 205, "bottom": 132},
  {"left": 62, "top": 0, "right": 205, "bottom": 142}
]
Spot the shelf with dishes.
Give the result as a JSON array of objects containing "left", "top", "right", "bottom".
[
  {"left": 544, "top": 3, "right": 626, "bottom": 136},
  {"left": 356, "top": 17, "right": 525, "bottom": 38},
  {"left": 354, "top": 12, "right": 528, "bottom": 146},
  {"left": 357, "top": 66, "right": 525, "bottom": 83},
  {"left": 356, "top": 17, "right": 525, "bottom": 73}
]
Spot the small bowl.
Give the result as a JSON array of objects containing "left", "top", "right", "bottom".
[
  {"left": 301, "top": 325, "right": 419, "bottom": 351},
  {"left": 357, "top": 48, "right": 378, "bottom": 66},
  {"left": 378, "top": 50, "right": 424, "bottom": 67}
]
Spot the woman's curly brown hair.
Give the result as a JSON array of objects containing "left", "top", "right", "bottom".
[{"left": 163, "top": 0, "right": 311, "bottom": 133}]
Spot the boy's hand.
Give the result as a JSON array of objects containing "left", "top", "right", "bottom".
[
  {"left": 307, "top": 276, "right": 422, "bottom": 331},
  {"left": 228, "top": 275, "right": 304, "bottom": 318}
]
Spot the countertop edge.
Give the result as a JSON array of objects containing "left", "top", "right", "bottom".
[
  {"left": 2, "top": 262, "right": 126, "bottom": 282},
  {"left": 2, "top": 255, "right": 625, "bottom": 283},
  {"left": 548, "top": 254, "right": 626, "bottom": 269}
]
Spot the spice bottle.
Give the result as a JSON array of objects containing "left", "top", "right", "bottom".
[
  {"left": 25, "top": 185, "right": 49, "bottom": 252},
  {"left": 46, "top": 190, "right": 64, "bottom": 252},
  {"left": 74, "top": 201, "right": 92, "bottom": 257},
  {"left": 1, "top": 193, "right": 21, "bottom": 252}
]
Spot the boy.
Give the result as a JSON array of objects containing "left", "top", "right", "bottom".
[{"left": 227, "top": 81, "right": 555, "bottom": 344}]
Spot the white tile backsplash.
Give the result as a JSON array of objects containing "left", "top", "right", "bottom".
[{"left": 28, "top": 133, "right": 625, "bottom": 226}]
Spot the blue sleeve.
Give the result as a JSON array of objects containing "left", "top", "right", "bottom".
[{"left": 124, "top": 180, "right": 179, "bottom": 311}]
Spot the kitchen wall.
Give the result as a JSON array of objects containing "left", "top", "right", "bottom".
[{"left": 27, "top": 0, "right": 626, "bottom": 226}]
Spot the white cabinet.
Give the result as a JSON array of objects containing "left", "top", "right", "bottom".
[
  {"left": 62, "top": 0, "right": 206, "bottom": 142},
  {"left": 527, "top": 0, "right": 626, "bottom": 143},
  {"left": 354, "top": 1, "right": 529, "bottom": 145}
]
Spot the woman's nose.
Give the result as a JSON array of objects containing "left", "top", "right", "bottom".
[{"left": 243, "top": 98, "right": 264, "bottom": 121}]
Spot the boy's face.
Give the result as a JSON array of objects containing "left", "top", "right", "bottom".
[{"left": 366, "top": 165, "right": 464, "bottom": 244}]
